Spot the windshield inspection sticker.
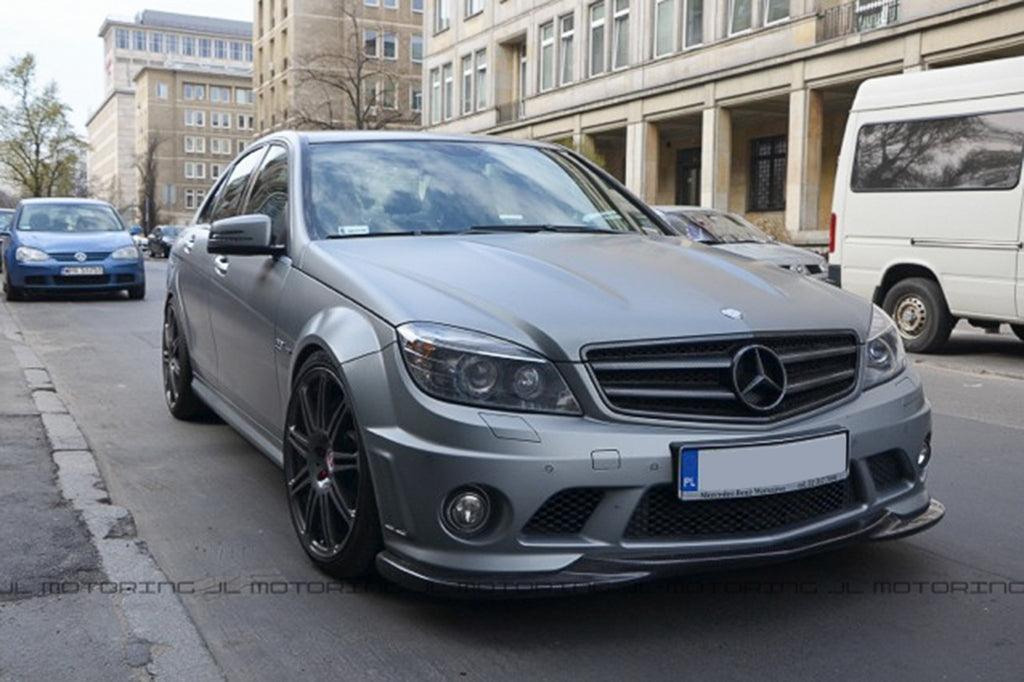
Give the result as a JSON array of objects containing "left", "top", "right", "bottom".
[{"left": 338, "top": 225, "right": 370, "bottom": 236}]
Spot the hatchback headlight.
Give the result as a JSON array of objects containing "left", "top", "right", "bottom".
[
  {"left": 15, "top": 246, "right": 49, "bottom": 262},
  {"left": 864, "top": 304, "right": 906, "bottom": 389},
  {"left": 111, "top": 245, "right": 140, "bottom": 260},
  {"left": 398, "top": 322, "right": 581, "bottom": 415}
]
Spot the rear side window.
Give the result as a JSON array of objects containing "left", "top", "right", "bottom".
[{"left": 852, "top": 109, "right": 1024, "bottom": 191}]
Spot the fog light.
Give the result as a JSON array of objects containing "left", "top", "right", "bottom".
[
  {"left": 917, "top": 436, "right": 932, "bottom": 468},
  {"left": 443, "top": 488, "right": 491, "bottom": 537}
]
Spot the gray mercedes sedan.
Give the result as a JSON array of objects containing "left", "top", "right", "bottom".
[{"left": 163, "top": 131, "right": 943, "bottom": 594}]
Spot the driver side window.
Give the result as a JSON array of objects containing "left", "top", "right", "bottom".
[
  {"left": 207, "top": 147, "right": 268, "bottom": 223},
  {"left": 244, "top": 144, "right": 289, "bottom": 246}
]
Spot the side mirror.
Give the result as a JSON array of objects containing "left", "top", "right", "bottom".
[
  {"left": 208, "top": 214, "right": 284, "bottom": 256},
  {"left": 129, "top": 225, "right": 143, "bottom": 236}
]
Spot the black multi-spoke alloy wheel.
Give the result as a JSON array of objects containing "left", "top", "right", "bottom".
[
  {"left": 162, "top": 302, "right": 208, "bottom": 419},
  {"left": 882, "top": 277, "right": 954, "bottom": 353},
  {"left": 284, "top": 351, "right": 381, "bottom": 578}
]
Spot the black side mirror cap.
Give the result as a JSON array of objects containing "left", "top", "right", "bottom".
[{"left": 208, "top": 214, "right": 284, "bottom": 256}]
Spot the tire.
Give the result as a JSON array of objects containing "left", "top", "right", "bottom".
[
  {"left": 4, "top": 273, "right": 23, "bottom": 302},
  {"left": 162, "top": 302, "right": 209, "bottom": 420},
  {"left": 128, "top": 281, "right": 146, "bottom": 300},
  {"left": 283, "top": 350, "right": 381, "bottom": 579},
  {"left": 882, "top": 278, "right": 954, "bottom": 353},
  {"left": 1011, "top": 324, "right": 1024, "bottom": 343}
]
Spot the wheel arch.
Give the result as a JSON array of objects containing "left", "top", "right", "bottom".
[
  {"left": 289, "top": 306, "right": 392, "bottom": 389},
  {"left": 874, "top": 263, "right": 942, "bottom": 307}
]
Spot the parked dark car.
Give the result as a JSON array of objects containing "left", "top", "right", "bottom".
[
  {"left": 163, "top": 131, "right": 942, "bottom": 594},
  {"left": 655, "top": 205, "right": 828, "bottom": 280},
  {"left": 148, "top": 225, "right": 185, "bottom": 258},
  {"left": 1, "top": 198, "right": 145, "bottom": 301}
]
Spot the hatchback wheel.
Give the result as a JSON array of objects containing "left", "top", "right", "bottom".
[
  {"left": 283, "top": 351, "right": 381, "bottom": 578},
  {"left": 162, "top": 303, "right": 208, "bottom": 419},
  {"left": 4, "top": 273, "right": 23, "bottom": 302}
]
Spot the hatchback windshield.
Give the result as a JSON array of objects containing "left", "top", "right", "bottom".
[
  {"left": 17, "top": 204, "right": 125, "bottom": 233},
  {"left": 305, "top": 140, "right": 654, "bottom": 239}
]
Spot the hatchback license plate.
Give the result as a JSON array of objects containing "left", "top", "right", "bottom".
[
  {"left": 60, "top": 266, "right": 103, "bottom": 276},
  {"left": 677, "top": 432, "right": 848, "bottom": 501}
]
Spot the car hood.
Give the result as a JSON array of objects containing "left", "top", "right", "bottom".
[
  {"left": 301, "top": 232, "right": 870, "bottom": 361},
  {"left": 15, "top": 230, "right": 133, "bottom": 253},
  {"left": 711, "top": 241, "right": 826, "bottom": 267}
]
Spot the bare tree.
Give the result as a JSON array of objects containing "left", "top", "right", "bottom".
[
  {"left": 292, "top": 0, "right": 415, "bottom": 130},
  {"left": 135, "top": 132, "right": 166, "bottom": 234},
  {"left": 0, "top": 54, "right": 85, "bottom": 197}
]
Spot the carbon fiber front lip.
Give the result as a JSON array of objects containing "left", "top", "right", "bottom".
[{"left": 375, "top": 497, "right": 943, "bottom": 597}]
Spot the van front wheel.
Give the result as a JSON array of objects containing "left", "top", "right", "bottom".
[
  {"left": 1011, "top": 325, "right": 1024, "bottom": 343},
  {"left": 882, "top": 278, "right": 954, "bottom": 353}
]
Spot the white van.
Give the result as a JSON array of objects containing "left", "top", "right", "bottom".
[{"left": 829, "top": 56, "right": 1024, "bottom": 352}]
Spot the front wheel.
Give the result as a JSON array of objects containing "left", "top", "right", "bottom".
[
  {"left": 4, "top": 273, "right": 23, "bottom": 301},
  {"left": 1011, "top": 324, "right": 1024, "bottom": 343},
  {"left": 283, "top": 351, "right": 381, "bottom": 579},
  {"left": 882, "top": 278, "right": 954, "bottom": 353}
]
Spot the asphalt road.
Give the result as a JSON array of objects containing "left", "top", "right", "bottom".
[{"left": 6, "top": 259, "right": 1024, "bottom": 680}]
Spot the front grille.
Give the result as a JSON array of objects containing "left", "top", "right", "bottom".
[
  {"left": 53, "top": 275, "right": 110, "bottom": 286},
  {"left": 624, "top": 480, "right": 857, "bottom": 539},
  {"left": 523, "top": 488, "right": 605, "bottom": 535},
  {"left": 867, "top": 450, "right": 908, "bottom": 492},
  {"left": 51, "top": 252, "right": 109, "bottom": 262},
  {"left": 585, "top": 332, "right": 859, "bottom": 422}
]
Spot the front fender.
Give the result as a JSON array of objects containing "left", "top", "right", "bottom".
[{"left": 290, "top": 306, "right": 395, "bottom": 386}]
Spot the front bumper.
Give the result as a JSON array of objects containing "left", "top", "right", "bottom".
[
  {"left": 7, "top": 259, "right": 144, "bottom": 292},
  {"left": 346, "top": 344, "right": 940, "bottom": 594}
]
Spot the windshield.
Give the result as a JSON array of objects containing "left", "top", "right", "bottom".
[
  {"left": 159, "top": 226, "right": 184, "bottom": 237},
  {"left": 667, "top": 210, "right": 772, "bottom": 244},
  {"left": 16, "top": 204, "right": 125, "bottom": 233},
  {"left": 305, "top": 140, "right": 655, "bottom": 239}
]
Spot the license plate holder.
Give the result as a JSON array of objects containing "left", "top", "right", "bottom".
[{"left": 674, "top": 432, "right": 849, "bottom": 501}]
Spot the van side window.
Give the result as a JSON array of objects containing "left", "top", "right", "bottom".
[{"left": 852, "top": 109, "right": 1024, "bottom": 191}]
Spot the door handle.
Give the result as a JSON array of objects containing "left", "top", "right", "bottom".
[{"left": 214, "top": 255, "right": 229, "bottom": 276}]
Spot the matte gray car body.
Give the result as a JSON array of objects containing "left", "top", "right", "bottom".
[{"left": 165, "top": 131, "right": 942, "bottom": 594}]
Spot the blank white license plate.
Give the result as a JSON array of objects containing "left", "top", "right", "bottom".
[
  {"left": 677, "top": 432, "right": 848, "bottom": 501},
  {"left": 60, "top": 266, "right": 103, "bottom": 276}
]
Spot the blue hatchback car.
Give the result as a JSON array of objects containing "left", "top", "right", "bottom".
[{"left": 1, "top": 198, "right": 145, "bottom": 301}]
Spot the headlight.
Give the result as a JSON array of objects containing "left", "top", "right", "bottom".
[
  {"left": 111, "top": 245, "right": 140, "bottom": 260},
  {"left": 863, "top": 304, "right": 907, "bottom": 389},
  {"left": 15, "top": 246, "right": 49, "bottom": 262},
  {"left": 398, "top": 322, "right": 581, "bottom": 415}
]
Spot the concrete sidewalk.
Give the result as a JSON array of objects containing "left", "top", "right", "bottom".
[{"left": 0, "top": 300, "right": 222, "bottom": 682}]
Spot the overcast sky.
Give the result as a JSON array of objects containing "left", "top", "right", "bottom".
[{"left": 1, "top": 1, "right": 254, "bottom": 133}]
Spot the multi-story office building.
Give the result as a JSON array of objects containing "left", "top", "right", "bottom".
[
  {"left": 253, "top": 0, "right": 424, "bottom": 134},
  {"left": 87, "top": 10, "right": 254, "bottom": 226},
  {"left": 422, "top": 0, "right": 1024, "bottom": 243}
]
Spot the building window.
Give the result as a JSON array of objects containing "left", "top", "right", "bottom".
[
  {"left": 855, "top": 0, "right": 899, "bottom": 30},
  {"left": 442, "top": 62, "right": 454, "bottom": 120},
  {"left": 237, "top": 114, "right": 254, "bottom": 130},
  {"left": 475, "top": 49, "right": 487, "bottom": 110},
  {"left": 611, "top": 0, "right": 630, "bottom": 69},
  {"left": 156, "top": 82, "right": 168, "bottom": 99},
  {"left": 364, "top": 30, "right": 378, "bottom": 57},
  {"left": 184, "top": 109, "right": 205, "bottom": 127},
  {"left": 182, "top": 36, "right": 196, "bottom": 56},
  {"left": 382, "top": 32, "right": 398, "bottom": 59},
  {"left": 589, "top": 2, "right": 606, "bottom": 77},
  {"left": 133, "top": 30, "right": 147, "bottom": 51},
  {"left": 211, "top": 164, "right": 223, "bottom": 180},
  {"left": 539, "top": 21, "right": 555, "bottom": 92},
  {"left": 411, "top": 35, "right": 423, "bottom": 62},
  {"left": 150, "top": 32, "right": 163, "bottom": 53},
  {"left": 411, "top": 86, "right": 423, "bottom": 112},
  {"left": 215, "top": 40, "right": 228, "bottom": 59},
  {"left": 435, "top": 0, "right": 450, "bottom": 32},
  {"left": 365, "top": 0, "right": 379, "bottom": 5},
  {"left": 461, "top": 54, "right": 474, "bottom": 114},
  {"left": 749, "top": 136, "right": 786, "bottom": 211},
  {"left": 116, "top": 28, "right": 129, "bottom": 49},
  {"left": 729, "top": 0, "right": 753, "bottom": 34},
  {"left": 199, "top": 38, "right": 212, "bottom": 58},
  {"left": 184, "top": 83, "right": 206, "bottom": 100},
  {"left": 245, "top": 44, "right": 253, "bottom": 62},
  {"left": 654, "top": 0, "right": 673, "bottom": 57},
  {"left": 413, "top": 0, "right": 424, "bottom": 11},
  {"left": 465, "top": 0, "right": 484, "bottom": 17},
  {"left": 558, "top": 14, "right": 574, "bottom": 85},
  {"left": 236, "top": 87, "right": 254, "bottom": 104},
  {"left": 185, "top": 189, "right": 197, "bottom": 210},
  {"left": 384, "top": 0, "right": 398, "bottom": 7},
  {"left": 166, "top": 34, "right": 179, "bottom": 54},
  {"left": 685, "top": 0, "right": 703, "bottom": 47},
  {"left": 238, "top": 140, "right": 247, "bottom": 154},
  {"left": 211, "top": 112, "right": 232, "bottom": 129},
  {"left": 210, "top": 86, "right": 231, "bottom": 103},
  {"left": 185, "top": 162, "right": 206, "bottom": 180},
  {"left": 764, "top": 0, "right": 788, "bottom": 23},
  {"left": 231, "top": 42, "right": 244, "bottom": 60},
  {"left": 381, "top": 81, "right": 397, "bottom": 109},
  {"left": 429, "top": 68, "right": 441, "bottom": 124},
  {"left": 184, "top": 136, "right": 206, "bottom": 153}
]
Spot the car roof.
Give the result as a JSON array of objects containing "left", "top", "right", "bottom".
[
  {"left": 254, "top": 129, "right": 559, "bottom": 150},
  {"left": 17, "top": 197, "right": 116, "bottom": 207}
]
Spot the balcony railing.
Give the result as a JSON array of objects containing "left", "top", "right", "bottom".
[
  {"left": 496, "top": 99, "right": 526, "bottom": 124},
  {"left": 817, "top": 0, "right": 900, "bottom": 42}
]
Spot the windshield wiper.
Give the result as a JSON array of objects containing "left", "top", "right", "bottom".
[{"left": 466, "top": 224, "right": 610, "bottom": 233}]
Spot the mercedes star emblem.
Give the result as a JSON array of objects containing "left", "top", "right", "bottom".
[{"left": 732, "top": 344, "right": 787, "bottom": 412}]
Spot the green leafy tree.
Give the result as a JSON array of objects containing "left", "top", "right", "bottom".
[{"left": 0, "top": 54, "right": 85, "bottom": 197}]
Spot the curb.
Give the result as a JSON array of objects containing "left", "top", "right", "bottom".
[{"left": 0, "top": 301, "right": 224, "bottom": 681}]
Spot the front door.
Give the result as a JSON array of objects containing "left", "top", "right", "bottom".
[{"left": 676, "top": 148, "right": 701, "bottom": 206}]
